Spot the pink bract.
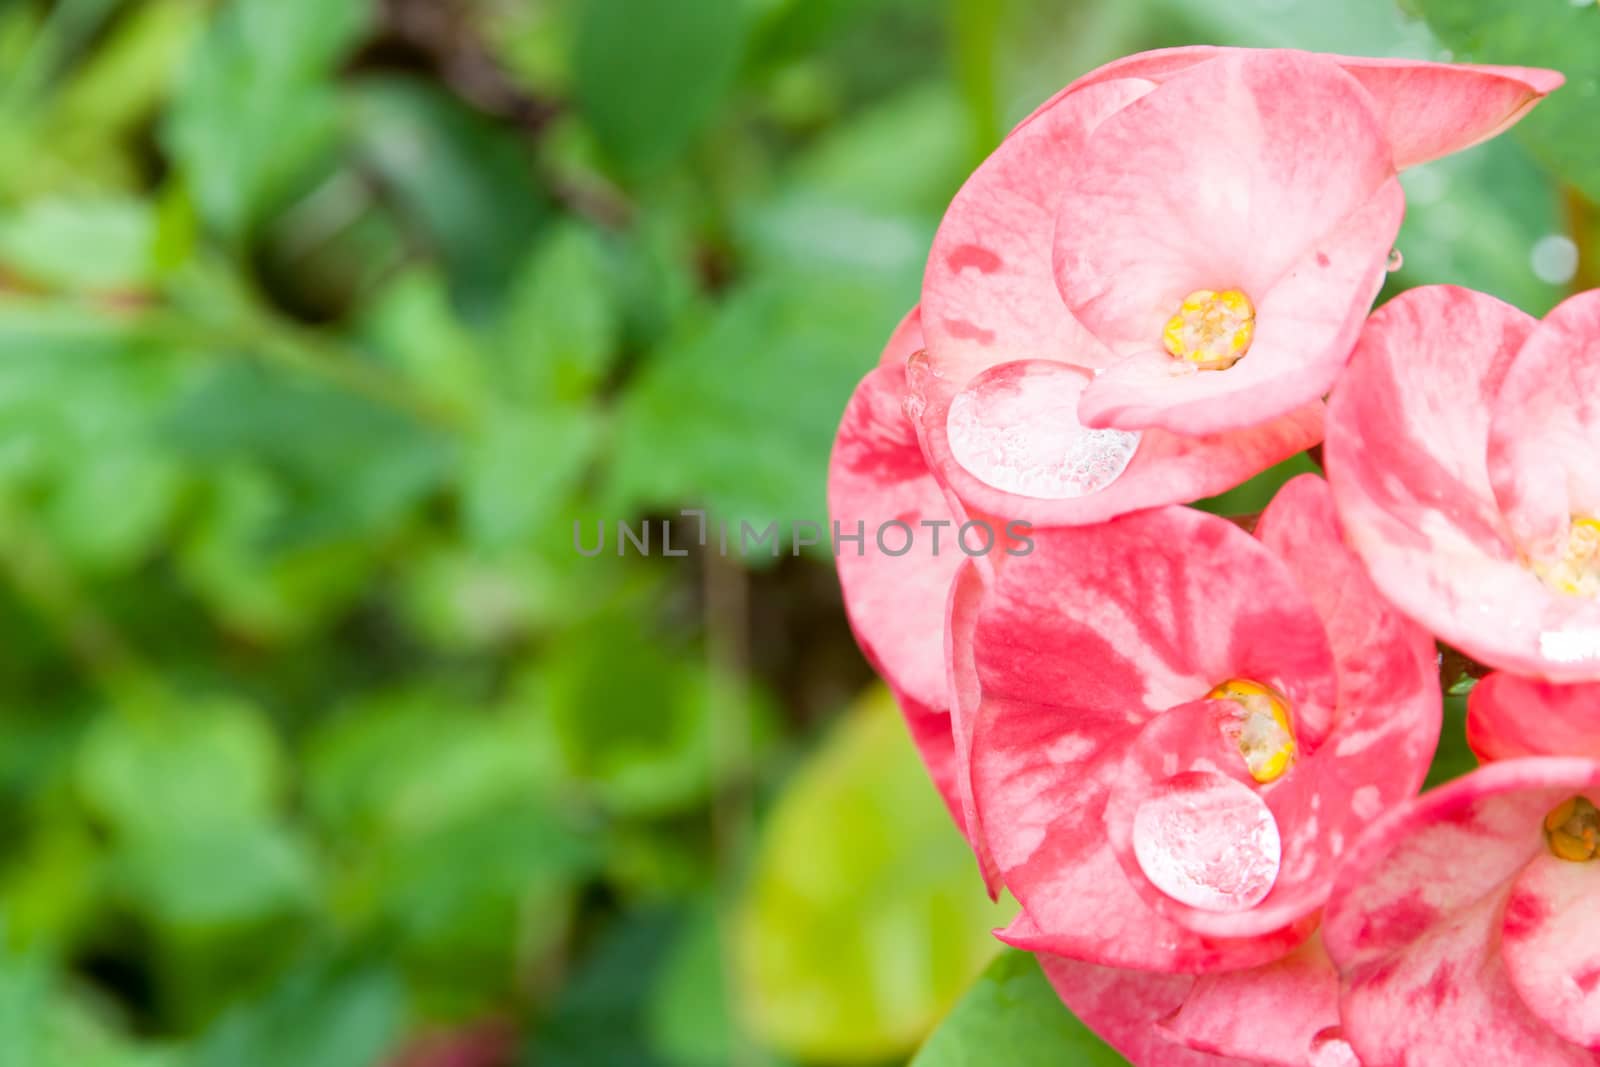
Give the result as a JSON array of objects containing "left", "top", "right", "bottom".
[
  {"left": 827, "top": 307, "right": 970, "bottom": 829},
  {"left": 1324, "top": 757, "right": 1600, "bottom": 1066},
  {"left": 1468, "top": 673, "right": 1600, "bottom": 762},
  {"left": 1041, "top": 934, "right": 1358, "bottom": 1066},
  {"left": 915, "top": 47, "right": 1558, "bottom": 527},
  {"left": 957, "top": 475, "right": 1439, "bottom": 972},
  {"left": 1326, "top": 286, "right": 1600, "bottom": 682}
]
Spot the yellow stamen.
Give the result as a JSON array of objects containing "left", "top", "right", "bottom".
[
  {"left": 1163, "top": 289, "right": 1256, "bottom": 371},
  {"left": 1209, "top": 678, "right": 1296, "bottom": 784},
  {"left": 1537, "top": 516, "right": 1600, "bottom": 597},
  {"left": 1544, "top": 795, "right": 1599, "bottom": 862}
]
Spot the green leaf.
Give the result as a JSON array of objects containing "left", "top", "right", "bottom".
[
  {"left": 356, "top": 267, "right": 486, "bottom": 417},
  {"left": 737, "top": 83, "right": 968, "bottom": 280},
  {"left": 573, "top": 0, "right": 746, "bottom": 175},
  {"left": 534, "top": 605, "right": 768, "bottom": 816},
  {"left": 164, "top": 0, "right": 372, "bottom": 237},
  {"left": 349, "top": 77, "right": 549, "bottom": 316},
  {"left": 0, "top": 305, "right": 184, "bottom": 570},
  {"left": 1196, "top": 453, "right": 1321, "bottom": 517},
  {"left": 77, "top": 698, "right": 284, "bottom": 837},
  {"left": 736, "top": 687, "right": 1010, "bottom": 1063},
  {"left": 175, "top": 463, "right": 381, "bottom": 641},
  {"left": 187, "top": 964, "right": 403, "bottom": 1067},
  {"left": 1416, "top": 0, "right": 1600, "bottom": 203},
  {"left": 112, "top": 822, "right": 317, "bottom": 928},
  {"left": 1157, "top": 0, "right": 1434, "bottom": 55},
  {"left": 50, "top": 0, "right": 206, "bottom": 145},
  {"left": 911, "top": 951, "right": 1127, "bottom": 1067},
  {"left": 462, "top": 407, "right": 602, "bottom": 551},
  {"left": 0, "top": 196, "right": 155, "bottom": 291},
  {"left": 304, "top": 687, "right": 563, "bottom": 839},
  {"left": 1424, "top": 692, "right": 1478, "bottom": 790},
  {"left": 644, "top": 902, "right": 734, "bottom": 1067},
  {"left": 496, "top": 222, "right": 620, "bottom": 404},
  {"left": 608, "top": 268, "right": 912, "bottom": 531},
  {"left": 0, "top": 949, "right": 179, "bottom": 1067},
  {"left": 163, "top": 360, "right": 453, "bottom": 548},
  {"left": 1388, "top": 134, "right": 1568, "bottom": 316}
]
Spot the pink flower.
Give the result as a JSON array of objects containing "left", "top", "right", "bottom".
[
  {"left": 1468, "top": 673, "right": 1600, "bottom": 762},
  {"left": 912, "top": 47, "right": 1559, "bottom": 527},
  {"left": 1326, "top": 286, "right": 1600, "bottom": 682},
  {"left": 954, "top": 476, "right": 1439, "bottom": 971},
  {"left": 1324, "top": 758, "right": 1600, "bottom": 1066},
  {"left": 1041, "top": 936, "right": 1357, "bottom": 1066}
]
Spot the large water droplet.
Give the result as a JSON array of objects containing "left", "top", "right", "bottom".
[
  {"left": 946, "top": 361, "right": 1139, "bottom": 499},
  {"left": 1386, "top": 247, "right": 1404, "bottom": 272},
  {"left": 1131, "top": 770, "right": 1281, "bottom": 913}
]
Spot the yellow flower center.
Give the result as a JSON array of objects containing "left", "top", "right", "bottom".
[
  {"left": 1544, "top": 795, "right": 1599, "bottom": 862},
  {"left": 1163, "top": 289, "right": 1256, "bottom": 370},
  {"left": 1537, "top": 517, "right": 1600, "bottom": 598},
  {"left": 1208, "top": 678, "right": 1296, "bottom": 784}
]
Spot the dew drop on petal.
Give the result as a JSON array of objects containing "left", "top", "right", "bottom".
[
  {"left": 1309, "top": 1027, "right": 1360, "bottom": 1067},
  {"left": 1386, "top": 247, "right": 1404, "bottom": 272},
  {"left": 1131, "top": 770, "right": 1281, "bottom": 913},
  {"left": 946, "top": 361, "right": 1139, "bottom": 499}
]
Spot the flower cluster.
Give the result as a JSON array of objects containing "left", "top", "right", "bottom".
[{"left": 827, "top": 46, "right": 1600, "bottom": 1067}]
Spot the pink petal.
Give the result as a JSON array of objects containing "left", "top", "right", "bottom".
[
  {"left": 1162, "top": 934, "right": 1352, "bottom": 1067},
  {"left": 1052, "top": 51, "right": 1397, "bottom": 434},
  {"left": 965, "top": 507, "right": 1332, "bottom": 970},
  {"left": 828, "top": 314, "right": 968, "bottom": 825},
  {"left": 920, "top": 78, "right": 1151, "bottom": 389},
  {"left": 946, "top": 559, "right": 1002, "bottom": 894},
  {"left": 1468, "top": 673, "right": 1600, "bottom": 762},
  {"left": 1020, "top": 49, "right": 1559, "bottom": 171},
  {"left": 1341, "top": 883, "right": 1591, "bottom": 1067},
  {"left": 907, "top": 355, "right": 1323, "bottom": 527},
  {"left": 1488, "top": 290, "right": 1600, "bottom": 562},
  {"left": 1335, "top": 56, "right": 1564, "bottom": 169},
  {"left": 1235, "top": 475, "right": 1442, "bottom": 930},
  {"left": 1255, "top": 475, "right": 1440, "bottom": 758},
  {"left": 1325, "top": 286, "right": 1600, "bottom": 680},
  {"left": 1010, "top": 46, "right": 1222, "bottom": 135},
  {"left": 1324, "top": 758, "right": 1600, "bottom": 1067},
  {"left": 1073, "top": 180, "right": 1404, "bottom": 437},
  {"left": 1035, "top": 954, "right": 1254, "bottom": 1067},
  {"left": 1501, "top": 850, "right": 1600, "bottom": 1048}
]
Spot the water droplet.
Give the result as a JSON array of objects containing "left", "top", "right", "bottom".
[
  {"left": 1386, "top": 248, "right": 1404, "bottom": 272},
  {"left": 1309, "top": 1027, "right": 1360, "bottom": 1067},
  {"left": 945, "top": 362, "right": 1139, "bottom": 499},
  {"left": 901, "top": 392, "right": 926, "bottom": 421},
  {"left": 1531, "top": 235, "right": 1579, "bottom": 285},
  {"left": 1131, "top": 770, "right": 1281, "bottom": 913}
]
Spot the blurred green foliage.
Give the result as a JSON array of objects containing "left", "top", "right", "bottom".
[{"left": 0, "top": 0, "right": 1590, "bottom": 1064}]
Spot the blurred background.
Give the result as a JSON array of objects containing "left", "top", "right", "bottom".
[{"left": 0, "top": 0, "right": 1592, "bottom": 1063}]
